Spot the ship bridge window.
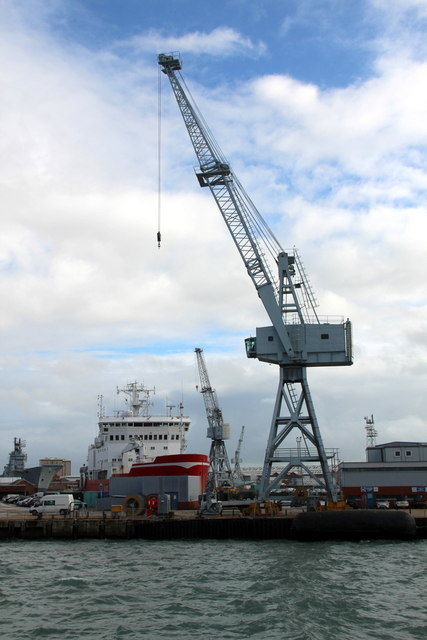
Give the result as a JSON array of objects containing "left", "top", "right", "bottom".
[
  {"left": 394, "top": 451, "right": 401, "bottom": 457},
  {"left": 149, "top": 435, "right": 152, "bottom": 440},
  {"left": 158, "top": 434, "right": 163, "bottom": 440},
  {"left": 115, "top": 435, "right": 120, "bottom": 440},
  {"left": 321, "top": 334, "right": 329, "bottom": 340},
  {"left": 121, "top": 435, "right": 125, "bottom": 440},
  {"left": 110, "top": 435, "right": 114, "bottom": 441},
  {"left": 153, "top": 434, "right": 157, "bottom": 440}
]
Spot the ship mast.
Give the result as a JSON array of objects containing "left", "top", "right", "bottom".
[{"left": 117, "top": 382, "right": 155, "bottom": 417}]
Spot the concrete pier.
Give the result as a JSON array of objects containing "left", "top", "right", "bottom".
[{"left": 0, "top": 510, "right": 426, "bottom": 541}]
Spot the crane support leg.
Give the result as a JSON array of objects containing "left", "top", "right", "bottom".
[{"left": 258, "top": 366, "right": 338, "bottom": 502}]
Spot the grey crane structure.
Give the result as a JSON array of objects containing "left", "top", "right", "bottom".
[
  {"left": 231, "top": 425, "right": 245, "bottom": 486},
  {"left": 159, "top": 54, "right": 353, "bottom": 502},
  {"left": 195, "top": 347, "right": 233, "bottom": 509}
]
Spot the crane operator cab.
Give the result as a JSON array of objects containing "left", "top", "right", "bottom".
[{"left": 245, "top": 319, "right": 352, "bottom": 367}]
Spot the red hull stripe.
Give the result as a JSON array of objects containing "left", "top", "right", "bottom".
[
  {"left": 143, "top": 454, "right": 208, "bottom": 464},
  {"left": 117, "top": 464, "right": 208, "bottom": 478},
  {"left": 131, "top": 462, "right": 209, "bottom": 471},
  {"left": 113, "top": 454, "right": 209, "bottom": 478}
]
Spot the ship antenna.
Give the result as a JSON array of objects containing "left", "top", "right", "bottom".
[
  {"left": 97, "top": 395, "right": 105, "bottom": 419},
  {"left": 166, "top": 402, "right": 176, "bottom": 417}
]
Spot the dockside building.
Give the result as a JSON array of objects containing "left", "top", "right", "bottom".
[{"left": 339, "top": 441, "right": 427, "bottom": 508}]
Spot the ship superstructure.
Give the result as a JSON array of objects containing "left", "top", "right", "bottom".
[
  {"left": 84, "top": 382, "right": 190, "bottom": 482},
  {"left": 2, "top": 437, "right": 62, "bottom": 490},
  {"left": 3, "top": 438, "right": 28, "bottom": 476}
]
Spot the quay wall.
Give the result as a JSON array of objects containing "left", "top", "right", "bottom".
[{"left": 1, "top": 511, "right": 426, "bottom": 541}]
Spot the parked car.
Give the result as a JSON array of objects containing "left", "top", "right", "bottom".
[
  {"left": 71, "top": 499, "right": 87, "bottom": 510},
  {"left": 23, "top": 497, "right": 38, "bottom": 507},
  {"left": 16, "top": 497, "right": 32, "bottom": 507},
  {"left": 2, "top": 494, "right": 19, "bottom": 503},
  {"left": 377, "top": 500, "right": 390, "bottom": 509},
  {"left": 396, "top": 500, "right": 410, "bottom": 509}
]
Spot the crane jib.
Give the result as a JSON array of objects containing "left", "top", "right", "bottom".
[{"left": 157, "top": 53, "right": 352, "bottom": 368}]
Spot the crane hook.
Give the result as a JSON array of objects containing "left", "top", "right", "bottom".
[{"left": 157, "top": 231, "right": 161, "bottom": 248}]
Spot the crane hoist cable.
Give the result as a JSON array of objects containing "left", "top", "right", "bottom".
[{"left": 156, "top": 64, "right": 162, "bottom": 248}]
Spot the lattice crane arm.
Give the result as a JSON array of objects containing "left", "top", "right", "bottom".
[
  {"left": 158, "top": 53, "right": 301, "bottom": 359},
  {"left": 195, "top": 348, "right": 224, "bottom": 440},
  {"left": 159, "top": 54, "right": 352, "bottom": 369}
]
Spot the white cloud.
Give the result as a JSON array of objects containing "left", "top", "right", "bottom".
[
  {"left": 118, "top": 26, "right": 267, "bottom": 58},
  {"left": 248, "top": 58, "right": 427, "bottom": 176},
  {"left": 0, "top": 2, "right": 426, "bottom": 474}
]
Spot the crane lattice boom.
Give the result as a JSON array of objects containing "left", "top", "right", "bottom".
[
  {"left": 195, "top": 348, "right": 233, "bottom": 503},
  {"left": 195, "top": 347, "right": 227, "bottom": 442}
]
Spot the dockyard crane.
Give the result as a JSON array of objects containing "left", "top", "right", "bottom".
[
  {"left": 195, "top": 348, "right": 233, "bottom": 511},
  {"left": 159, "top": 54, "right": 353, "bottom": 502},
  {"left": 231, "top": 425, "right": 245, "bottom": 485}
]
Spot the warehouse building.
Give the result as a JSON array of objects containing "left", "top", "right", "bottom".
[{"left": 338, "top": 441, "right": 427, "bottom": 508}]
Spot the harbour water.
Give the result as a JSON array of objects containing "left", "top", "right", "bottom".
[{"left": 1, "top": 538, "right": 426, "bottom": 640}]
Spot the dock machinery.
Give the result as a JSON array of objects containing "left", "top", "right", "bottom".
[
  {"left": 159, "top": 54, "right": 353, "bottom": 502},
  {"left": 195, "top": 348, "right": 233, "bottom": 511}
]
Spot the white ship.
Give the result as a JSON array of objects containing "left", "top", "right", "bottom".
[{"left": 82, "top": 382, "right": 190, "bottom": 487}]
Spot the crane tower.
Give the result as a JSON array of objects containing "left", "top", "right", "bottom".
[
  {"left": 159, "top": 54, "right": 353, "bottom": 502},
  {"left": 231, "top": 425, "right": 245, "bottom": 485},
  {"left": 195, "top": 348, "right": 233, "bottom": 507}
]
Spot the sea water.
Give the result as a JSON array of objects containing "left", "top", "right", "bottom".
[{"left": 0, "top": 538, "right": 426, "bottom": 640}]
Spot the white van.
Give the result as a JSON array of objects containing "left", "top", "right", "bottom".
[{"left": 30, "top": 494, "right": 75, "bottom": 516}]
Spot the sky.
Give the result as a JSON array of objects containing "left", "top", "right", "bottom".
[{"left": 1, "top": 0, "right": 427, "bottom": 474}]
